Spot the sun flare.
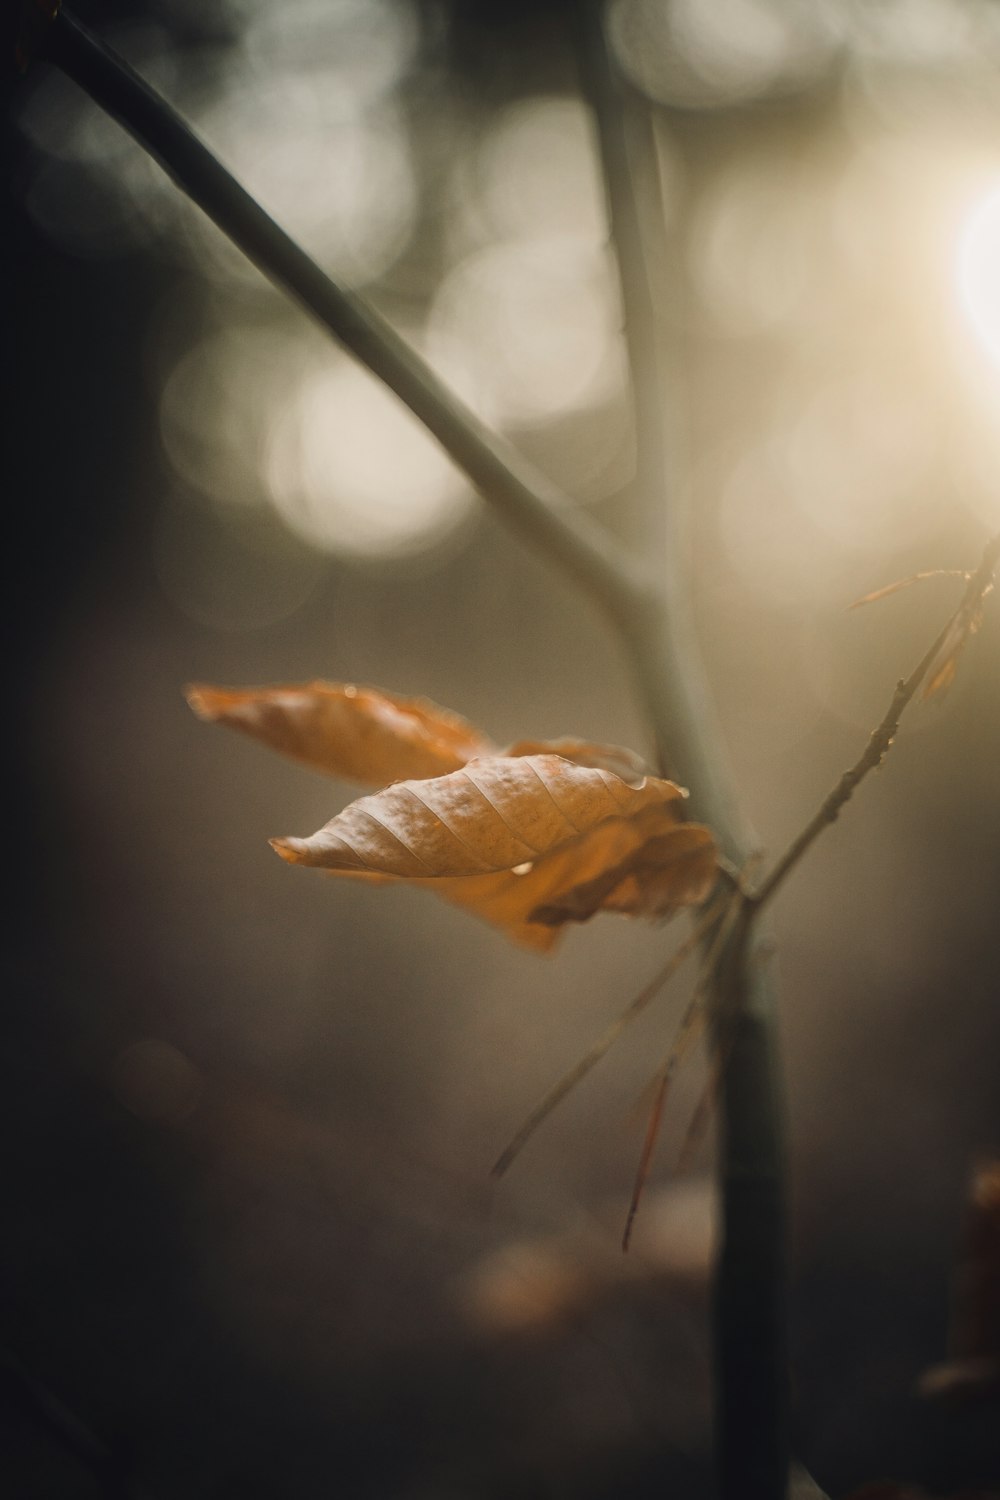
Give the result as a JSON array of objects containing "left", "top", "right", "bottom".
[{"left": 958, "top": 182, "right": 1000, "bottom": 371}]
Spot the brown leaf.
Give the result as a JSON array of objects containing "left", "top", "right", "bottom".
[
  {"left": 271, "top": 754, "right": 716, "bottom": 949},
  {"left": 503, "top": 737, "right": 650, "bottom": 785},
  {"left": 271, "top": 754, "right": 680, "bottom": 876},
  {"left": 527, "top": 816, "right": 717, "bottom": 924},
  {"left": 186, "top": 681, "right": 494, "bottom": 784},
  {"left": 848, "top": 569, "right": 967, "bottom": 610},
  {"left": 921, "top": 602, "right": 986, "bottom": 700},
  {"left": 429, "top": 808, "right": 715, "bottom": 949}
]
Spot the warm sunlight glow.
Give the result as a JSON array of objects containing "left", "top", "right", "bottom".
[
  {"left": 426, "top": 239, "right": 623, "bottom": 428},
  {"left": 958, "top": 182, "right": 1000, "bottom": 372},
  {"left": 265, "top": 357, "right": 474, "bottom": 559}
]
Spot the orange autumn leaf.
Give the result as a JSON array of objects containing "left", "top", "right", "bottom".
[
  {"left": 316, "top": 814, "right": 714, "bottom": 953},
  {"left": 271, "top": 754, "right": 684, "bottom": 876},
  {"left": 848, "top": 569, "right": 968, "bottom": 611},
  {"left": 846, "top": 563, "right": 988, "bottom": 702},
  {"left": 503, "top": 737, "right": 649, "bottom": 784},
  {"left": 921, "top": 598, "right": 988, "bottom": 700},
  {"left": 848, "top": 534, "right": 998, "bottom": 701},
  {"left": 186, "top": 679, "right": 655, "bottom": 789},
  {"left": 187, "top": 681, "right": 719, "bottom": 948},
  {"left": 186, "top": 680, "right": 494, "bottom": 784},
  {"left": 271, "top": 753, "right": 717, "bottom": 949},
  {"left": 541, "top": 816, "right": 717, "bottom": 922}
]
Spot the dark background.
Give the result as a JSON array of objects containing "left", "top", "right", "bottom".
[{"left": 4, "top": 2, "right": 1000, "bottom": 1496}]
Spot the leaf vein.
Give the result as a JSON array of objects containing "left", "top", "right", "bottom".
[
  {"left": 398, "top": 782, "right": 496, "bottom": 871},
  {"left": 355, "top": 805, "right": 437, "bottom": 874},
  {"left": 461, "top": 767, "right": 545, "bottom": 856},
  {"left": 525, "top": 759, "right": 587, "bottom": 835}
]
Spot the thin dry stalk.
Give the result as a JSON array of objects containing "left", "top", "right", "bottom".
[{"left": 754, "top": 532, "right": 1000, "bottom": 911}]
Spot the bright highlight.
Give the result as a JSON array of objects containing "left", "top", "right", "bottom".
[{"left": 958, "top": 182, "right": 1000, "bottom": 371}]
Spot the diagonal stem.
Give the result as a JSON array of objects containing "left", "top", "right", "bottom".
[
  {"left": 491, "top": 892, "right": 727, "bottom": 1179},
  {"left": 622, "top": 1061, "right": 672, "bottom": 1253},
  {"left": 755, "top": 531, "right": 1000, "bottom": 911},
  {"left": 620, "top": 891, "right": 734, "bottom": 1251},
  {"left": 42, "top": 6, "right": 657, "bottom": 647}
]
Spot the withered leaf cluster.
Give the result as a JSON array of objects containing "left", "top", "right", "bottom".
[{"left": 187, "top": 682, "right": 718, "bottom": 950}]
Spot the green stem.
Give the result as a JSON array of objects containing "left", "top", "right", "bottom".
[{"left": 577, "top": 11, "right": 789, "bottom": 1496}]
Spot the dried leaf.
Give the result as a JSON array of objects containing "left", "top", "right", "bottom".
[
  {"left": 271, "top": 754, "right": 716, "bottom": 949},
  {"left": 528, "top": 816, "right": 717, "bottom": 924},
  {"left": 186, "top": 681, "right": 494, "bottom": 784},
  {"left": 848, "top": 569, "right": 967, "bottom": 610},
  {"left": 188, "top": 681, "right": 719, "bottom": 948},
  {"left": 428, "top": 811, "right": 716, "bottom": 949},
  {"left": 850, "top": 536, "right": 998, "bottom": 701},
  {"left": 921, "top": 601, "right": 987, "bottom": 700},
  {"left": 503, "top": 737, "right": 650, "bottom": 785}
]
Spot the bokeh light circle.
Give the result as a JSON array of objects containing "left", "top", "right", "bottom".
[{"left": 265, "top": 355, "right": 475, "bottom": 560}]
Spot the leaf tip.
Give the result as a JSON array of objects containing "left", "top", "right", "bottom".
[
  {"left": 848, "top": 569, "right": 970, "bottom": 612},
  {"left": 184, "top": 682, "right": 215, "bottom": 719},
  {"left": 270, "top": 836, "right": 305, "bottom": 864}
]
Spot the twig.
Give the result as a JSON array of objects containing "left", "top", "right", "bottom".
[
  {"left": 619, "top": 876, "right": 746, "bottom": 1248},
  {"left": 492, "top": 892, "right": 727, "bottom": 1178},
  {"left": 754, "top": 531, "right": 1000, "bottom": 911},
  {"left": 848, "top": 568, "right": 968, "bottom": 610},
  {"left": 622, "top": 1063, "right": 672, "bottom": 1253},
  {"left": 676, "top": 941, "right": 765, "bottom": 1176},
  {"left": 620, "top": 952, "right": 708, "bottom": 1248}
]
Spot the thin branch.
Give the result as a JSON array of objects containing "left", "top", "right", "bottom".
[
  {"left": 678, "top": 930, "right": 776, "bottom": 1179},
  {"left": 848, "top": 568, "right": 968, "bottom": 610},
  {"left": 576, "top": 4, "right": 665, "bottom": 520},
  {"left": 620, "top": 880, "right": 744, "bottom": 1247},
  {"left": 754, "top": 531, "right": 1000, "bottom": 911},
  {"left": 676, "top": 1060, "right": 717, "bottom": 1175},
  {"left": 622, "top": 1063, "right": 671, "bottom": 1253},
  {"left": 619, "top": 966, "right": 706, "bottom": 1249},
  {"left": 43, "top": 6, "right": 656, "bottom": 643},
  {"left": 577, "top": 21, "right": 790, "bottom": 1494},
  {"left": 575, "top": 4, "right": 755, "bottom": 853},
  {"left": 491, "top": 893, "right": 727, "bottom": 1178}
]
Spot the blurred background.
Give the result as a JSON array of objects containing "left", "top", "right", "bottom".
[{"left": 4, "top": 0, "right": 1000, "bottom": 1495}]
